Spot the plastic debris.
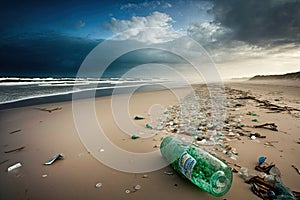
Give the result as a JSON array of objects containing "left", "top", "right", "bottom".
[
  {"left": 164, "top": 171, "right": 174, "bottom": 175},
  {"left": 125, "top": 189, "right": 131, "bottom": 194},
  {"left": 134, "top": 115, "right": 145, "bottom": 120},
  {"left": 42, "top": 174, "right": 48, "bottom": 178},
  {"left": 239, "top": 167, "right": 249, "bottom": 180},
  {"left": 250, "top": 135, "right": 256, "bottom": 140},
  {"left": 247, "top": 112, "right": 257, "bottom": 116},
  {"left": 99, "top": 149, "right": 105, "bottom": 152},
  {"left": 268, "top": 190, "right": 276, "bottom": 199},
  {"left": 131, "top": 134, "right": 139, "bottom": 139},
  {"left": 258, "top": 156, "right": 267, "bottom": 165},
  {"left": 43, "top": 154, "right": 64, "bottom": 165},
  {"left": 161, "top": 136, "right": 233, "bottom": 197},
  {"left": 142, "top": 174, "right": 148, "bottom": 178},
  {"left": 145, "top": 123, "right": 152, "bottom": 129},
  {"left": 134, "top": 185, "right": 141, "bottom": 190},
  {"left": 95, "top": 183, "right": 102, "bottom": 188},
  {"left": 7, "top": 162, "right": 22, "bottom": 172},
  {"left": 252, "top": 119, "right": 259, "bottom": 122}
]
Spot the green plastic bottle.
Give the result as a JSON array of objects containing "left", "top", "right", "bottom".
[{"left": 160, "top": 136, "right": 233, "bottom": 197}]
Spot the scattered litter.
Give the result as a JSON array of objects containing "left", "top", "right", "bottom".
[
  {"left": 37, "top": 107, "right": 62, "bottom": 113},
  {"left": 231, "top": 168, "right": 238, "bottom": 173},
  {"left": 291, "top": 165, "right": 300, "bottom": 175},
  {"left": 42, "top": 174, "right": 48, "bottom": 178},
  {"left": 131, "top": 134, "right": 139, "bottom": 139},
  {"left": 268, "top": 190, "right": 276, "bottom": 199},
  {"left": 250, "top": 135, "right": 256, "bottom": 140},
  {"left": 258, "top": 156, "right": 267, "bottom": 165},
  {"left": 7, "top": 162, "right": 22, "bottom": 172},
  {"left": 99, "top": 149, "right": 105, "bottom": 152},
  {"left": 246, "top": 174, "right": 297, "bottom": 200},
  {"left": 250, "top": 133, "right": 266, "bottom": 139},
  {"left": 125, "top": 184, "right": 142, "bottom": 194},
  {"left": 43, "top": 154, "right": 64, "bottom": 165},
  {"left": 247, "top": 112, "right": 257, "bottom": 116},
  {"left": 4, "top": 146, "right": 26, "bottom": 153},
  {"left": 9, "top": 129, "right": 21, "bottom": 134},
  {"left": 239, "top": 167, "right": 249, "bottom": 180},
  {"left": 125, "top": 189, "right": 131, "bottom": 194},
  {"left": 134, "top": 185, "right": 141, "bottom": 190},
  {"left": 164, "top": 171, "right": 174, "bottom": 175},
  {"left": 255, "top": 163, "right": 275, "bottom": 174},
  {"left": 252, "top": 119, "right": 259, "bottom": 122},
  {"left": 134, "top": 115, "right": 144, "bottom": 120},
  {"left": 142, "top": 174, "right": 148, "bottom": 178},
  {"left": 254, "top": 123, "right": 278, "bottom": 131},
  {"left": 0, "top": 159, "right": 9, "bottom": 165},
  {"left": 145, "top": 123, "right": 152, "bottom": 129},
  {"left": 95, "top": 183, "right": 102, "bottom": 188}
]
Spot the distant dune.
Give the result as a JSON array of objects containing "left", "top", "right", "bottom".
[{"left": 249, "top": 71, "right": 300, "bottom": 81}]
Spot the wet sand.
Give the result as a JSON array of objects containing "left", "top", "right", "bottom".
[{"left": 0, "top": 82, "right": 299, "bottom": 200}]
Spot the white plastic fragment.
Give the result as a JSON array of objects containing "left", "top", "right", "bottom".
[
  {"left": 42, "top": 174, "right": 48, "bottom": 178},
  {"left": 7, "top": 162, "right": 22, "bottom": 172},
  {"left": 95, "top": 183, "right": 102, "bottom": 188},
  {"left": 134, "top": 185, "right": 141, "bottom": 190}
]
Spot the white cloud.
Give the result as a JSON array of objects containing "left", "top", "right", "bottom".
[{"left": 104, "top": 11, "right": 181, "bottom": 43}]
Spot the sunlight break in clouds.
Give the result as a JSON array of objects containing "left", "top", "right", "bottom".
[{"left": 104, "top": 11, "right": 181, "bottom": 43}]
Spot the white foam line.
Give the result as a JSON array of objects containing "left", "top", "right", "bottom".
[{"left": 0, "top": 83, "right": 168, "bottom": 105}]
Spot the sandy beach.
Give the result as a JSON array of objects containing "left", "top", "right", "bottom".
[{"left": 0, "top": 81, "right": 299, "bottom": 200}]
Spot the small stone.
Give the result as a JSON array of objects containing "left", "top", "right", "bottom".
[
  {"left": 95, "top": 183, "right": 102, "bottom": 188},
  {"left": 142, "top": 174, "right": 148, "bottom": 178}
]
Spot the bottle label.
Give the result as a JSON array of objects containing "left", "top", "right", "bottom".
[{"left": 178, "top": 151, "right": 196, "bottom": 179}]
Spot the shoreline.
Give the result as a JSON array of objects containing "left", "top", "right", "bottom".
[{"left": 0, "top": 81, "right": 299, "bottom": 200}]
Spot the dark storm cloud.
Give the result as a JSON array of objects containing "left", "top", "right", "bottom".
[
  {"left": 0, "top": 33, "right": 100, "bottom": 77},
  {"left": 211, "top": 0, "right": 300, "bottom": 44}
]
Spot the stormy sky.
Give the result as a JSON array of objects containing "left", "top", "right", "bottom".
[{"left": 0, "top": 0, "right": 299, "bottom": 78}]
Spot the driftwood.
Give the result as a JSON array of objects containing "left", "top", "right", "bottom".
[
  {"left": 4, "top": 146, "right": 26, "bottom": 153},
  {"left": 37, "top": 107, "right": 62, "bottom": 113},
  {"left": 239, "top": 95, "right": 300, "bottom": 112},
  {"left": 227, "top": 88, "right": 300, "bottom": 113},
  {"left": 9, "top": 129, "right": 21, "bottom": 134},
  {"left": 254, "top": 123, "right": 278, "bottom": 131}
]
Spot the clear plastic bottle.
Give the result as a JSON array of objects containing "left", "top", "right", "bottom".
[{"left": 160, "top": 136, "right": 232, "bottom": 197}]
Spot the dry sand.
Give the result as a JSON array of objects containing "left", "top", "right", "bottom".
[{"left": 0, "top": 82, "right": 299, "bottom": 200}]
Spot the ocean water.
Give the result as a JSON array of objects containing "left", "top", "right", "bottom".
[{"left": 0, "top": 77, "right": 169, "bottom": 109}]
